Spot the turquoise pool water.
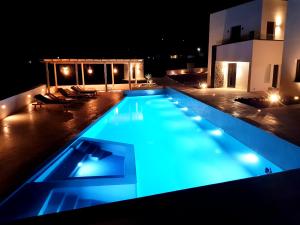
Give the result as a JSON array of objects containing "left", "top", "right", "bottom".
[
  {"left": 0, "top": 91, "right": 283, "bottom": 222},
  {"left": 82, "top": 94, "right": 281, "bottom": 197}
]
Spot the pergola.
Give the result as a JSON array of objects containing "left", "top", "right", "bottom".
[{"left": 41, "top": 58, "right": 144, "bottom": 93}]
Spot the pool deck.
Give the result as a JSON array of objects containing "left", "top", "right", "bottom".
[
  {"left": 157, "top": 77, "right": 300, "bottom": 147},
  {"left": 0, "top": 92, "right": 123, "bottom": 200},
  {"left": 0, "top": 78, "right": 300, "bottom": 224},
  {"left": 0, "top": 78, "right": 300, "bottom": 203}
]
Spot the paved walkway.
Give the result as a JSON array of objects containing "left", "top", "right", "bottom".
[
  {"left": 0, "top": 92, "right": 123, "bottom": 200},
  {"left": 156, "top": 77, "right": 300, "bottom": 147}
]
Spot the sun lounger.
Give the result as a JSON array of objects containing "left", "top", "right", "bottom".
[
  {"left": 58, "top": 88, "right": 88, "bottom": 99},
  {"left": 33, "top": 94, "right": 71, "bottom": 111},
  {"left": 71, "top": 86, "right": 97, "bottom": 96}
]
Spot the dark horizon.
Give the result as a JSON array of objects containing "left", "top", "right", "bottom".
[{"left": 1, "top": 0, "right": 251, "bottom": 99}]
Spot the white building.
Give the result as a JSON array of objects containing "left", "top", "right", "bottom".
[
  {"left": 280, "top": 0, "right": 300, "bottom": 96},
  {"left": 207, "top": 0, "right": 287, "bottom": 92}
]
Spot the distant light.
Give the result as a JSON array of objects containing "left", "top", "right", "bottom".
[
  {"left": 27, "top": 94, "right": 31, "bottom": 98},
  {"left": 170, "top": 55, "right": 178, "bottom": 59},
  {"left": 199, "top": 82, "right": 207, "bottom": 89},
  {"left": 197, "top": 47, "right": 201, "bottom": 52},
  {"left": 113, "top": 68, "right": 118, "bottom": 74},
  {"left": 174, "top": 101, "right": 179, "bottom": 105},
  {"left": 181, "top": 107, "right": 188, "bottom": 111},
  {"left": 1, "top": 105, "right": 6, "bottom": 109},
  {"left": 77, "top": 162, "right": 83, "bottom": 167},
  {"left": 240, "top": 153, "right": 259, "bottom": 164},
  {"left": 294, "top": 96, "right": 299, "bottom": 100},
  {"left": 192, "top": 116, "right": 202, "bottom": 121},
  {"left": 268, "top": 93, "right": 280, "bottom": 103},
  {"left": 87, "top": 66, "right": 93, "bottom": 75},
  {"left": 211, "top": 129, "right": 223, "bottom": 136}
]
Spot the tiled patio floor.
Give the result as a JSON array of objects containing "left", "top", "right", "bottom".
[{"left": 0, "top": 92, "right": 123, "bottom": 199}]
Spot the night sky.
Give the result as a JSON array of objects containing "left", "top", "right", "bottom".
[{"left": 1, "top": 0, "right": 250, "bottom": 99}]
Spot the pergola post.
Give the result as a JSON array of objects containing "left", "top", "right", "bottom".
[
  {"left": 75, "top": 64, "right": 79, "bottom": 85},
  {"left": 81, "top": 63, "right": 85, "bottom": 87},
  {"left": 53, "top": 63, "right": 58, "bottom": 89},
  {"left": 45, "top": 62, "right": 50, "bottom": 94},
  {"left": 111, "top": 63, "right": 114, "bottom": 87},
  {"left": 128, "top": 63, "right": 132, "bottom": 90},
  {"left": 135, "top": 64, "right": 137, "bottom": 84},
  {"left": 104, "top": 64, "right": 108, "bottom": 92}
]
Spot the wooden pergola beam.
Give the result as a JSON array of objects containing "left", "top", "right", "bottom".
[{"left": 41, "top": 59, "right": 143, "bottom": 64}]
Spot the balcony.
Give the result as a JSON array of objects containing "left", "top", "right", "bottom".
[{"left": 219, "top": 31, "right": 283, "bottom": 45}]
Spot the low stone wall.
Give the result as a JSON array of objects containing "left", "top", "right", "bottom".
[{"left": 0, "top": 85, "right": 46, "bottom": 120}]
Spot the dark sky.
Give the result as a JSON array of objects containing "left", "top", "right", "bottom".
[{"left": 1, "top": 0, "right": 251, "bottom": 98}]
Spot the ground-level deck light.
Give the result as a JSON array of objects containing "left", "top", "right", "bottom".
[
  {"left": 199, "top": 82, "right": 207, "bottom": 89},
  {"left": 268, "top": 93, "right": 281, "bottom": 103}
]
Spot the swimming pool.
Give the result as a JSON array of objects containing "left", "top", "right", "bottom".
[{"left": 1, "top": 88, "right": 299, "bottom": 223}]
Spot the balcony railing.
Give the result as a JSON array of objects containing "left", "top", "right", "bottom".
[{"left": 218, "top": 32, "right": 283, "bottom": 45}]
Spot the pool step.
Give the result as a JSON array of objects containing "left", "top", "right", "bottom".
[
  {"left": 47, "top": 140, "right": 112, "bottom": 180},
  {"left": 40, "top": 191, "right": 102, "bottom": 215},
  {"left": 76, "top": 140, "right": 112, "bottom": 159}
]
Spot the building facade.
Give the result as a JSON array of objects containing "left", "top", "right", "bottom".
[
  {"left": 280, "top": 0, "right": 300, "bottom": 96},
  {"left": 207, "top": 0, "right": 287, "bottom": 92}
]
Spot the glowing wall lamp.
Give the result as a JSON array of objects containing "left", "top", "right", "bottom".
[
  {"left": 275, "top": 15, "right": 282, "bottom": 39},
  {"left": 113, "top": 68, "right": 118, "bottom": 74}
]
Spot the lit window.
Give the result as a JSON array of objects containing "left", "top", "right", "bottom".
[{"left": 295, "top": 59, "right": 300, "bottom": 82}]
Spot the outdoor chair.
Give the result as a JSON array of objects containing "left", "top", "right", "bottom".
[
  {"left": 58, "top": 88, "right": 88, "bottom": 99},
  {"left": 33, "top": 94, "right": 71, "bottom": 111},
  {"left": 71, "top": 86, "right": 97, "bottom": 96}
]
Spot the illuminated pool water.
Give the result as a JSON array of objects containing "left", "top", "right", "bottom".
[
  {"left": 82, "top": 94, "right": 281, "bottom": 196},
  {"left": 0, "top": 89, "right": 286, "bottom": 223}
]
